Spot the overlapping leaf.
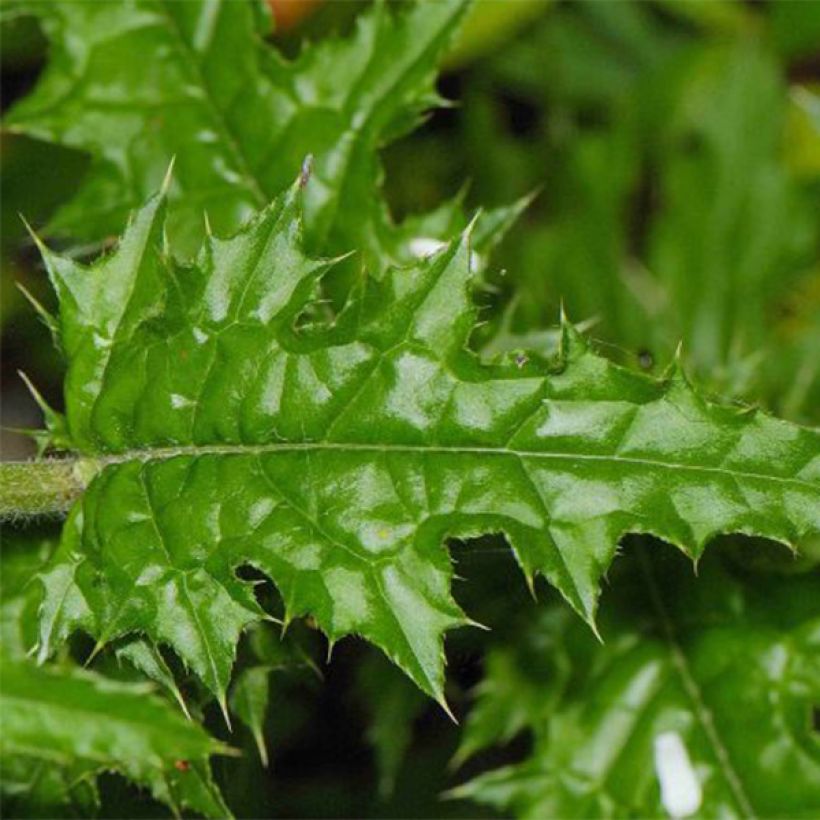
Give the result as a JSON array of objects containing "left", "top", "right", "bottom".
[
  {"left": 4, "top": 0, "right": 469, "bottom": 261},
  {"left": 1, "top": 658, "right": 230, "bottom": 818},
  {"left": 30, "top": 179, "right": 820, "bottom": 710},
  {"left": 0, "top": 529, "right": 229, "bottom": 818},
  {"left": 452, "top": 549, "right": 820, "bottom": 818}
]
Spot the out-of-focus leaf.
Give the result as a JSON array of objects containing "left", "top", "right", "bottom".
[
  {"left": 357, "top": 651, "right": 426, "bottom": 797},
  {"left": 228, "top": 622, "right": 319, "bottom": 767},
  {"left": 229, "top": 666, "right": 272, "bottom": 767},
  {"left": 453, "top": 548, "right": 820, "bottom": 818},
  {"left": 786, "top": 86, "right": 820, "bottom": 179},
  {"left": 647, "top": 44, "right": 814, "bottom": 376},
  {"left": 394, "top": 3, "right": 820, "bottom": 421},
  {"left": 5, "top": 0, "right": 469, "bottom": 262},
  {"left": 1, "top": 658, "right": 231, "bottom": 818},
  {"left": 0, "top": 756, "right": 100, "bottom": 819},
  {"left": 771, "top": 2, "right": 820, "bottom": 61},
  {"left": 444, "top": 0, "right": 551, "bottom": 70},
  {"left": 0, "top": 527, "right": 229, "bottom": 817},
  {"left": 0, "top": 528, "right": 56, "bottom": 659}
]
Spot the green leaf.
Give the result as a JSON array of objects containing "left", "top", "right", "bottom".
[
  {"left": 453, "top": 548, "right": 820, "bottom": 818},
  {"left": 451, "top": 612, "right": 569, "bottom": 769},
  {"left": 0, "top": 528, "right": 56, "bottom": 660},
  {"left": 433, "top": 6, "right": 820, "bottom": 420},
  {"left": 1, "top": 755, "right": 100, "bottom": 819},
  {"left": 0, "top": 530, "right": 101, "bottom": 818},
  {"left": 0, "top": 527, "right": 229, "bottom": 818},
  {"left": 229, "top": 666, "right": 271, "bottom": 767},
  {"left": 30, "top": 182, "right": 820, "bottom": 711},
  {"left": 6, "top": 0, "right": 469, "bottom": 261},
  {"left": 1, "top": 657, "right": 231, "bottom": 818},
  {"left": 227, "top": 622, "right": 318, "bottom": 767},
  {"left": 114, "top": 636, "right": 191, "bottom": 718},
  {"left": 356, "top": 651, "right": 426, "bottom": 797}
]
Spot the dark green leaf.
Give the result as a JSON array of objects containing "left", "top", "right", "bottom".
[{"left": 453, "top": 549, "right": 820, "bottom": 818}]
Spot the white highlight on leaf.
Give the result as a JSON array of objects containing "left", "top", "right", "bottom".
[
  {"left": 653, "top": 731, "right": 702, "bottom": 818},
  {"left": 170, "top": 393, "right": 193, "bottom": 409},
  {"left": 92, "top": 332, "right": 112, "bottom": 351},
  {"left": 195, "top": 129, "right": 219, "bottom": 144},
  {"left": 408, "top": 237, "right": 484, "bottom": 272},
  {"left": 408, "top": 236, "right": 447, "bottom": 259}
]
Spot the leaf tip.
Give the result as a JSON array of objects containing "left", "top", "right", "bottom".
[
  {"left": 436, "top": 693, "right": 459, "bottom": 725},
  {"left": 19, "top": 213, "right": 51, "bottom": 258},
  {"left": 218, "top": 694, "right": 233, "bottom": 732},
  {"left": 160, "top": 155, "right": 177, "bottom": 197},
  {"left": 17, "top": 370, "right": 50, "bottom": 414},
  {"left": 464, "top": 616, "right": 490, "bottom": 633},
  {"left": 16, "top": 281, "right": 59, "bottom": 335},
  {"left": 523, "top": 569, "right": 538, "bottom": 600},
  {"left": 85, "top": 639, "right": 106, "bottom": 667},
  {"left": 589, "top": 618, "right": 604, "bottom": 645},
  {"left": 299, "top": 153, "right": 314, "bottom": 188},
  {"left": 558, "top": 309, "right": 587, "bottom": 362}
]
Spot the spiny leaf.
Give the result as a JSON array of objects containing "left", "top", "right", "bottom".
[
  {"left": 451, "top": 548, "right": 820, "bottom": 818},
  {"left": 228, "top": 622, "right": 319, "bottom": 767},
  {"left": 1, "top": 657, "right": 231, "bottom": 818},
  {"left": 114, "top": 636, "right": 191, "bottom": 718},
  {"left": 0, "top": 528, "right": 229, "bottom": 817},
  {"left": 32, "top": 182, "right": 820, "bottom": 709},
  {"left": 5, "top": 0, "right": 470, "bottom": 261}
]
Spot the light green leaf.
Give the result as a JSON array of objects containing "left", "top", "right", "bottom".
[
  {"left": 229, "top": 666, "right": 271, "bottom": 767},
  {"left": 30, "top": 183, "right": 820, "bottom": 711},
  {"left": 0, "top": 657, "right": 231, "bottom": 818},
  {"left": 452, "top": 549, "right": 820, "bottom": 818},
  {"left": 115, "top": 636, "right": 191, "bottom": 718},
  {"left": 5, "top": 0, "right": 469, "bottom": 261},
  {"left": 0, "top": 529, "right": 55, "bottom": 659}
]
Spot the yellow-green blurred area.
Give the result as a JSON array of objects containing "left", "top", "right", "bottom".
[{"left": 2, "top": 0, "right": 819, "bottom": 465}]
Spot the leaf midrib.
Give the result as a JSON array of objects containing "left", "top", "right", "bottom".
[
  {"left": 90, "top": 441, "right": 817, "bottom": 491},
  {"left": 638, "top": 549, "right": 756, "bottom": 816},
  {"left": 156, "top": 0, "right": 268, "bottom": 207}
]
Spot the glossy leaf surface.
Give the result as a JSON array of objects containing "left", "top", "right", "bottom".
[
  {"left": 0, "top": 528, "right": 229, "bottom": 818},
  {"left": 453, "top": 549, "right": 820, "bottom": 818},
  {"left": 1, "top": 658, "right": 230, "bottom": 818},
  {"left": 5, "top": 0, "right": 468, "bottom": 260},
  {"left": 34, "top": 182, "right": 820, "bottom": 709}
]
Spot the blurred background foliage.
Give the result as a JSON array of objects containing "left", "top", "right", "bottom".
[
  {"left": 1, "top": 1, "right": 819, "bottom": 817},
  {"left": 382, "top": 0, "right": 820, "bottom": 421}
]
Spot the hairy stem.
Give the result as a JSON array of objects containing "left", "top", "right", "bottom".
[{"left": 0, "top": 459, "right": 88, "bottom": 519}]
